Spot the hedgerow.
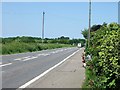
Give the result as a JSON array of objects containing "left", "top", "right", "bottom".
[{"left": 84, "top": 23, "right": 120, "bottom": 88}]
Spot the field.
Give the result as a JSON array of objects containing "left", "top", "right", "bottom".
[
  {"left": 2, "top": 42, "right": 73, "bottom": 55},
  {"left": 1, "top": 36, "right": 85, "bottom": 55}
]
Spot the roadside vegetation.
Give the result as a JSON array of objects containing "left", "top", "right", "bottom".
[
  {"left": 82, "top": 23, "right": 120, "bottom": 88},
  {"left": 1, "top": 36, "right": 85, "bottom": 55}
]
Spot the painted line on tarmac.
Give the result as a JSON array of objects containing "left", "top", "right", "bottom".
[
  {"left": 37, "top": 53, "right": 50, "bottom": 56},
  {"left": 14, "top": 56, "right": 31, "bottom": 61},
  {"left": 14, "top": 58, "right": 22, "bottom": 61},
  {"left": 0, "top": 63, "right": 12, "bottom": 67},
  {"left": 18, "top": 49, "right": 80, "bottom": 89},
  {"left": 23, "top": 56, "right": 38, "bottom": 62}
]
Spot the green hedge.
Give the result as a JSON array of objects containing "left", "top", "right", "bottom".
[{"left": 84, "top": 23, "right": 120, "bottom": 88}]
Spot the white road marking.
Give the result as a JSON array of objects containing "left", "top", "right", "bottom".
[
  {"left": 50, "top": 49, "right": 69, "bottom": 54},
  {"left": 0, "top": 63, "right": 12, "bottom": 67},
  {"left": 14, "top": 56, "right": 31, "bottom": 61},
  {"left": 22, "top": 58, "right": 31, "bottom": 61},
  {"left": 51, "top": 52, "right": 56, "bottom": 54},
  {"left": 14, "top": 58, "right": 22, "bottom": 61},
  {"left": 23, "top": 56, "right": 31, "bottom": 59},
  {"left": 18, "top": 49, "right": 80, "bottom": 88},
  {"left": 31, "top": 57, "right": 38, "bottom": 59},
  {"left": 43, "top": 54, "right": 50, "bottom": 56},
  {"left": 37, "top": 53, "right": 52, "bottom": 57},
  {"left": 17, "top": 53, "right": 51, "bottom": 62},
  {"left": 37, "top": 54, "right": 42, "bottom": 56},
  {"left": 23, "top": 56, "right": 38, "bottom": 61},
  {"left": 37, "top": 54, "right": 47, "bottom": 56}
]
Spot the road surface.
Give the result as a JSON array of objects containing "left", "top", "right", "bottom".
[
  {"left": 27, "top": 47, "right": 85, "bottom": 88},
  {"left": 1, "top": 47, "right": 79, "bottom": 89}
]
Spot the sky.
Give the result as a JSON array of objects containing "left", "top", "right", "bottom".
[
  {"left": 2, "top": 2, "right": 118, "bottom": 39},
  {"left": 118, "top": 1, "right": 120, "bottom": 24}
]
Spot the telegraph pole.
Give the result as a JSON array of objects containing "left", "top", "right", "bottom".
[
  {"left": 42, "top": 11, "right": 45, "bottom": 43},
  {"left": 88, "top": 0, "right": 91, "bottom": 47}
]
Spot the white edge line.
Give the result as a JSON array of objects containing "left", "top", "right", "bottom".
[
  {"left": 18, "top": 49, "right": 80, "bottom": 89},
  {"left": 0, "top": 63, "right": 12, "bottom": 67}
]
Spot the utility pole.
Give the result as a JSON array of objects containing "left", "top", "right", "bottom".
[
  {"left": 88, "top": 0, "right": 91, "bottom": 47},
  {"left": 42, "top": 11, "right": 45, "bottom": 43}
]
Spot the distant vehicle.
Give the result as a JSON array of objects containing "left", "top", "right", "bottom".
[{"left": 77, "top": 43, "right": 81, "bottom": 48}]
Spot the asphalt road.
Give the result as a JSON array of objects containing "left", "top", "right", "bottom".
[{"left": 1, "top": 47, "right": 79, "bottom": 88}]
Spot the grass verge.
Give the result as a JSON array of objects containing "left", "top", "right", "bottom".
[
  {"left": 2, "top": 42, "right": 73, "bottom": 55},
  {"left": 82, "top": 61, "right": 96, "bottom": 89}
]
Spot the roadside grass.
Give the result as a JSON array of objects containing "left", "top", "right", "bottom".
[
  {"left": 82, "top": 62, "right": 96, "bottom": 89},
  {"left": 2, "top": 42, "right": 73, "bottom": 55},
  {"left": 82, "top": 68, "right": 93, "bottom": 89}
]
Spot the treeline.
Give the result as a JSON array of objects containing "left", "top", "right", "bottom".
[
  {"left": 1, "top": 36, "right": 85, "bottom": 54},
  {"left": 82, "top": 22, "right": 120, "bottom": 88},
  {"left": 2, "top": 36, "right": 85, "bottom": 46}
]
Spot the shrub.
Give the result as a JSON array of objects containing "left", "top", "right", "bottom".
[{"left": 84, "top": 23, "right": 120, "bottom": 88}]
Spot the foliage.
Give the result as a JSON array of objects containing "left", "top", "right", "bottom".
[
  {"left": 2, "top": 42, "right": 72, "bottom": 55},
  {"left": 84, "top": 23, "right": 120, "bottom": 88},
  {"left": 81, "top": 24, "right": 102, "bottom": 39},
  {"left": 90, "top": 24, "right": 101, "bottom": 32},
  {"left": 81, "top": 29, "right": 88, "bottom": 39},
  {"left": 1, "top": 36, "right": 85, "bottom": 55},
  {"left": 2, "top": 36, "right": 85, "bottom": 46}
]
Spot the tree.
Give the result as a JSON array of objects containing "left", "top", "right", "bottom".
[
  {"left": 81, "top": 24, "right": 103, "bottom": 39},
  {"left": 81, "top": 29, "right": 88, "bottom": 39},
  {"left": 91, "top": 24, "right": 101, "bottom": 32},
  {"left": 58, "top": 36, "right": 69, "bottom": 40}
]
